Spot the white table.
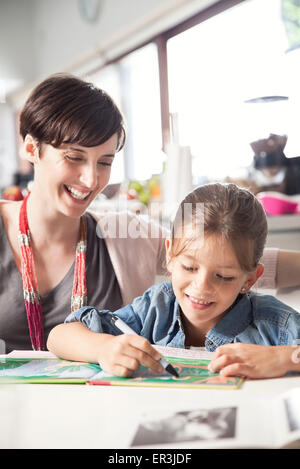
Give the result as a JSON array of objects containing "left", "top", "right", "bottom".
[{"left": 1, "top": 352, "right": 300, "bottom": 450}]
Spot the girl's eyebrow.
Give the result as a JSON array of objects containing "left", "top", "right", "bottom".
[
  {"left": 181, "top": 254, "right": 196, "bottom": 261},
  {"left": 182, "top": 253, "right": 239, "bottom": 270}
]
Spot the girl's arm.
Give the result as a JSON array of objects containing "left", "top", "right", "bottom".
[
  {"left": 276, "top": 250, "right": 300, "bottom": 289},
  {"left": 47, "top": 322, "right": 164, "bottom": 377},
  {"left": 260, "top": 248, "right": 300, "bottom": 289},
  {"left": 208, "top": 343, "right": 300, "bottom": 379}
]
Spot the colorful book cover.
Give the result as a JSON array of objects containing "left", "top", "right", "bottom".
[
  {"left": 88, "top": 356, "right": 243, "bottom": 389},
  {"left": 0, "top": 356, "right": 243, "bottom": 389},
  {"left": 0, "top": 358, "right": 101, "bottom": 384}
]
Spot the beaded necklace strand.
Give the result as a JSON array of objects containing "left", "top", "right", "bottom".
[{"left": 18, "top": 193, "right": 87, "bottom": 350}]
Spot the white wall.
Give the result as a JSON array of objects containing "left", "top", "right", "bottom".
[
  {"left": 0, "top": 0, "right": 216, "bottom": 187},
  {"left": 0, "top": 0, "right": 37, "bottom": 84},
  {"left": 9, "top": 0, "right": 216, "bottom": 106},
  {"left": 33, "top": 0, "right": 175, "bottom": 77},
  {"left": 33, "top": 0, "right": 215, "bottom": 78},
  {"left": 0, "top": 105, "right": 18, "bottom": 188}
]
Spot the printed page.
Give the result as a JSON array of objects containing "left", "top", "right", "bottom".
[
  {"left": 129, "top": 399, "right": 274, "bottom": 449},
  {"left": 271, "top": 387, "right": 300, "bottom": 448},
  {"left": 4, "top": 347, "right": 213, "bottom": 361},
  {"left": 2, "top": 350, "right": 56, "bottom": 359},
  {"left": 154, "top": 345, "right": 214, "bottom": 360},
  {"left": 234, "top": 399, "right": 274, "bottom": 448},
  {"left": 0, "top": 358, "right": 100, "bottom": 379}
]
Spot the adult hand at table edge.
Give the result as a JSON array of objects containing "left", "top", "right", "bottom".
[{"left": 208, "top": 343, "right": 300, "bottom": 379}]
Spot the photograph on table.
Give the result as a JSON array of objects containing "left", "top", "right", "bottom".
[{"left": 131, "top": 407, "right": 237, "bottom": 447}]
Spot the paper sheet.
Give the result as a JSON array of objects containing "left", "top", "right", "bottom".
[{"left": 154, "top": 345, "right": 214, "bottom": 360}]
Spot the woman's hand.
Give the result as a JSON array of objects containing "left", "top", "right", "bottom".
[
  {"left": 96, "top": 334, "right": 165, "bottom": 378},
  {"left": 208, "top": 343, "right": 298, "bottom": 379}
]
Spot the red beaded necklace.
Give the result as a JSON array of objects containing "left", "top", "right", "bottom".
[{"left": 18, "top": 193, "right": 87, "bottom": 350}]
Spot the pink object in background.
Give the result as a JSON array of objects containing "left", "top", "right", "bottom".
[{"left": 256, "top": 192, "right": 299, "bottom": 216}]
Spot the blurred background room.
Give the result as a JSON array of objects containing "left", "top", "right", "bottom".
[{"left": 1, "top": 0, "right": 300, "bottom": 249}]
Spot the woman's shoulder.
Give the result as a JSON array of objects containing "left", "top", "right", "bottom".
[
  {"left": 87, "top": 209, "right": 169, "bottom": 248},
  {"left": 0, "top": 200, "right": 21, "bottom": 216},
  {"left": 0, "top": 200, "right": 21, "bottom": 233}
]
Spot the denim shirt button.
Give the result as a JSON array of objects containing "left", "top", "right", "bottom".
[{"left": 207, "top": 340, "right": 214, "bottom": 347}]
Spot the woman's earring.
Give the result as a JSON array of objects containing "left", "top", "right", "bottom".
[{"left": 241, "top": 287, "right": 246, "bottom": 293}]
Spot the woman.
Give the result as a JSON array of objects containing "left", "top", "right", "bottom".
[
  {"left": 0, "top": 73, "right": 299, "bottom": 355},
  {"left": 0, "top": 74, "right": 167, "bottom": 352}
]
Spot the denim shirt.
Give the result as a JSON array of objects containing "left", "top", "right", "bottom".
[{"left": 65, "top": 282, "right": 300, "bottom": 352}]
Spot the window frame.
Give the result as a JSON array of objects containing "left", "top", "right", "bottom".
[{"left": 89, "top": 0, "right": 246, "bottom": 156}]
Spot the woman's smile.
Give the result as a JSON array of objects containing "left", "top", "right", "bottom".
[{"left": 64, "top": 185, "right": 92, "bottom": 203}]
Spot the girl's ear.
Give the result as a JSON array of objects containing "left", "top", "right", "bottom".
[
  {"left": 23, "top": 134, "right": 40, "bottom": 164},
  {"left": 241, "top": 263, "right": 264, "bottom": 293}
]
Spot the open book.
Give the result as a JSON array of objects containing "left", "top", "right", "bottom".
[
  {"left": 0, "top": 346, "right": 242, "bottom": 389},
  {"left": 128, "top": 387, "right": 300, "bottom": 449}
]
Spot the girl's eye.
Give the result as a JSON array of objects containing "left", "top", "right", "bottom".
[
  {"left": 216, "top": 274, "right": 235, "bottom": 281},
  {"left": 98, "top": 161, "right": 112, "bottom": 167},
  {"left": 181, "top": 264, "right": 197, "bottom": 272}
]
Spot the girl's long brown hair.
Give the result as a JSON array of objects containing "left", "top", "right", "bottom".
[{"left": 171, "top": 183, "right": 268, "bottom": 272}]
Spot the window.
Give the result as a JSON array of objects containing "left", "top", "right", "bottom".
[
  {"left": 88, "top": 43, "right": 163, "bottom": 182},
  {"left": 86, "top": 63, "right": 125, "bottom": 184},
  {"left": 88, "top": 0, "right": 300, "bottom": 186},
  {"left": 166, "top": 0, "right": 299, "bottom": 182}
]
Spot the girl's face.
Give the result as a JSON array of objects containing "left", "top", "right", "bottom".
[
  {"left": 166, "top": 233, "right": 263, "bottom": 345},
  {"left": 27, "top": 133, "right": 118, "bottom": 218}
]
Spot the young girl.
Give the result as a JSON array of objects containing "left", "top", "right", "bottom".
[{"left": 47, "top": 183, "right": 300, "bottom": 378}]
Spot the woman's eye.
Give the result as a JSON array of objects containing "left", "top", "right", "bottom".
[
  {"left": 216, "top": 274, "right": 234, "bottom": 281},
  {"left": 98, "top": 161, "right": 112, "bottom": 167},
  {"left": 65, "top": 155, "right": 82, "bottom": 162}
]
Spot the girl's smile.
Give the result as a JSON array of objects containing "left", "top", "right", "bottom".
[{"left": 184, "top": 294, "right": 215, "bottom": 310}]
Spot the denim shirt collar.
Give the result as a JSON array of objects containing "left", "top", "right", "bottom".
[
  {"left": 205, "top": 293, "right": 253, "bottom": 351},
  {"left": 169, "top": 285, "right": 253, "bottom": 351},
  {"left": 168, "top": 289, "right": 186, "bottom": 348}
]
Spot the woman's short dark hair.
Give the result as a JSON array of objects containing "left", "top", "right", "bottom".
[{"left": 19, "top": 73, "right": 126, "bottom": 150}]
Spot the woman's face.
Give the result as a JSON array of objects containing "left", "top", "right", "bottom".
[{"left": 31, "top": 133, "right": 118, "bottom": 218}]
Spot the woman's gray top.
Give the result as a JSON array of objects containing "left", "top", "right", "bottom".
[{"left": 0, "top": 212, "right": 122, "bottom": 352}]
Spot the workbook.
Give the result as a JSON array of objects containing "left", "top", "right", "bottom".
[
  {"left": 88, "top": 356, "right": 242, "bottom": 389},
  {"left": 0, "top": 346, "right": 242, "bottom": 389},
  {"left": 129, "top": 387, "right": 300, "bottom": 449}
]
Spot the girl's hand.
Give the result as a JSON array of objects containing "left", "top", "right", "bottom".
[
  {"left": 96, "top": 334, "right": 165, "bottom": 377},
  {"left": 208, "top": 343, "right": 296, "bottom": 379}
]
